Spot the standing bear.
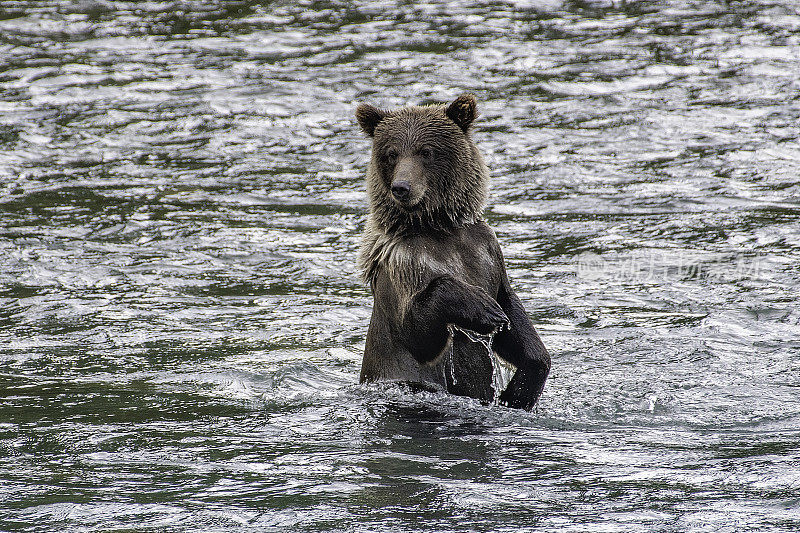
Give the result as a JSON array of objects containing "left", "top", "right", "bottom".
[{"left": 356, "top": 94, "right": 550, "bottom": 410}]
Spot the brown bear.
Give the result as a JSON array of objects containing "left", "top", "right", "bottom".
[{"left": 355, "top": 94, "right": 550, "bottom": 410}]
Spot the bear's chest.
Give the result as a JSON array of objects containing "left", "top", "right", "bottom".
[{"left": 382, "top": 231, "right": 498, "bottom": 293}]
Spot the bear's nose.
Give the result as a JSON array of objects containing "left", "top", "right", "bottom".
[{"left": 391, "top": 181, "right": 411, "bottom": 201}]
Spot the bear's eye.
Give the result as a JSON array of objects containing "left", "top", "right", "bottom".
[
  {"left": 384, "top": 149, "right": 398, "bottom": 164},
  {"left": 419, "top": 147, "right": 433, "bottom": 160}
]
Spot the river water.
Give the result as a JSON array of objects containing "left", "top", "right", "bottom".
[{"left": 1, "top": 1, "right": 799, "bottom": 531}]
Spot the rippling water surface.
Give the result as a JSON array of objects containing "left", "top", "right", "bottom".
[{"left": 1, "top": 0, "right": 799, "bottom": 531}]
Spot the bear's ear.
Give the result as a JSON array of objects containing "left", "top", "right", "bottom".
[
  {"left": 355, "top": 104, "right": 387, "bottom": 137},
  {"left": 446, "top": 94, "right": 477, "bottom": 133}
]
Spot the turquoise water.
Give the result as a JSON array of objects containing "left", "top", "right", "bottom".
[{"left": 1, "top": 1, "right": 799, "bottom": 531}]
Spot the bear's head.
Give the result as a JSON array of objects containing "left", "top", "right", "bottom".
[{"left": 356, "top": 94, "right": 489, "bottom": 234}]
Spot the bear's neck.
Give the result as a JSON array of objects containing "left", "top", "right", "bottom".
[{"left": 371, "top": 203, "right": 481, "bottom": 237}]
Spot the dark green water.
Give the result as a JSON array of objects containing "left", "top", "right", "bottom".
[{"left": 1, "top": 1, "right": 799, "bottom": 531}]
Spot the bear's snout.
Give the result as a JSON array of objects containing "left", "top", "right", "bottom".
[
  {"left": 391, "top": 180, "right": 411, "bottom": 202},
  {"left": 390, "top": 156, "right": 425, "bottom": 207}
]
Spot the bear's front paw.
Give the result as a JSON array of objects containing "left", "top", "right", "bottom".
[{"left": 458, "top": 295, "right": 510, "bottom": 336}]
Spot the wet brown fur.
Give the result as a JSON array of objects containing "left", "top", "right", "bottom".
[
  {"left": 355, "top": 95, "right": 550, "bottom": 409},
  {"left": 357, "top": 99, "right": 488, "bottom": 242}
]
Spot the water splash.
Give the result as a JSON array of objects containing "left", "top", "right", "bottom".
[
  {"left": 490, "top": 350, "right": 517, "bottom": 405},
  {"left": 449, "top": 325, "right": 517, "bottom": 404},
  {"left": 440, "top": 334, "right": 458, "bottom": 386},
  {"left": 448, "top": 339, "right": 458, "bottom": 386}
]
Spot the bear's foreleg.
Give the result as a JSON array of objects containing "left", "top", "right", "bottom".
[
  {"left": 493, "top": 277, "right": 551, "bottom": 410},
  {"left": 401, "top": 275, "right": 509, "bottom": 365}
]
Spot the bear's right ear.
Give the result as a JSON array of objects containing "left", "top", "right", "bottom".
[{"left": 355, "top": 104, "right": 387, "bottom": 137}]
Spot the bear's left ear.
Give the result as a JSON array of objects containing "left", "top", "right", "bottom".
[
  {"left": 355, "top": 104, "right": 387, "bottom": 137},
  {"left": 446, "top": 94, "right": 477, "bottom": 133}
]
